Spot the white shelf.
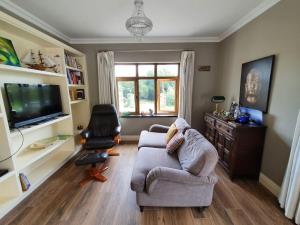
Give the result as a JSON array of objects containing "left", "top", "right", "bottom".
[
  {"left": 70, "top": 99, "right": 86, "bottom": 105},
  {"left": 15, "top": 137, "right": 72, "bottom": 171},
  {"left": 0, "top": 113, "right": 3, "bottom": 118},
  {"left": 0, "top": 64, "right": 66, "bottom": 78},
  {"left": 0, "top": 171, "right": 15, "bottom": 183},
  {"left": 10, "top": 115, "right": 71, "bottom": 138},
  {"left": 66, "top": 65, "right": 83, "bottom": 72}
]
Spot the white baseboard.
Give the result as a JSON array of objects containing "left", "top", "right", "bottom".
[
  {"left": 259, "top": 173, "right": 281, "bottom": 197},
  {"left": 121, "top": 135, "right": 139, "bottom": 141}
]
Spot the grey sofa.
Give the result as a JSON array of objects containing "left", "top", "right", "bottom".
[{"left": 131, "top": 120, "right": 218, "bottom": 212}]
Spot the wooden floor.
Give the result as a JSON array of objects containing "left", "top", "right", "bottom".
[{"left": 0, "top": 143, "right": 294, "bottom": 225}]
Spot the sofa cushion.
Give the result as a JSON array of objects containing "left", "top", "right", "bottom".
[
  {"left": 177, "top": 129, "right": 218, "bottom": 176},
  {"left": 166, "top": 124, "right": 178, "bottom": 143},
  {"left": 166, "top": 132, "right": 185, "bottom": 154},
  {"left": 174, "top": 118, "right": 191, "bottom": 133},
  {"left": 131, "top": 147, "right": 182, "bottom": 192},
  {"left": 138, "top": 130, "right": 167, "bottom": 149}
]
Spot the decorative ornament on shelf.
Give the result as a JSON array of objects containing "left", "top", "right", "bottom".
[
  {"left": 126, "top": 0, "right": 153, "bottom": 40},
  {"left": 21, "top": 50, "right": 58, "bottom": 72}
]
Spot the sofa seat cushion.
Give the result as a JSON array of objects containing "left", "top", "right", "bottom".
[
  {"left": 131, "top": 147, "right": 182, "bottom": 192},
  {"left": 138, "top": 130, "right": 167, "bottom": 149},
  {"left": 177, "top": 129, "right": 218, "bottom": 176}
]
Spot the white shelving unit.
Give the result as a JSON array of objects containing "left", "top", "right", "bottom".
[{"left": 0, "top": 11, "right": 90, "bottom": 219}]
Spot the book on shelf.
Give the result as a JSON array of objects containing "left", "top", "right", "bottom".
[
  {"left": 65, "top": 53, "right": 81, "bottom": 69},
  {"left": 67, "top": 70, "right": 84, "bottom": 85}
]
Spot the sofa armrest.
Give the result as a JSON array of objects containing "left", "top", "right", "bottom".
[
  {"left": 149, "top": 124, "right": 170, "bottom": 133},
  {"left": 146, "top": 167, "right": 218, "bottom": 194}
]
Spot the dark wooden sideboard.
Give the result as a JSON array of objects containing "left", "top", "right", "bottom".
[{"left": 204, "top": 113, "right": 266, "bottom": 179}]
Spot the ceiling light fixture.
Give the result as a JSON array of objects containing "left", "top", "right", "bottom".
[{"left": 126, "top": 0, "right": 153, "bottom": 39}]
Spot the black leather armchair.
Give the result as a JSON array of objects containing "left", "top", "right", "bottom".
[
  {"left": 75, "top": 104, "right": 121, "bottom": 186},
  {"left": 80, "top": 104, "right": 121, "bottom": 150}
]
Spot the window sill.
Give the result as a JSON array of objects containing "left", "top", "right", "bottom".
[{"left": 120, "top": 114, "right": 177, "bottom": 118}]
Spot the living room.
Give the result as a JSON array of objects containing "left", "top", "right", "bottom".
[{"left": 0, "top": 0, "right": 299, "bottom": 224}]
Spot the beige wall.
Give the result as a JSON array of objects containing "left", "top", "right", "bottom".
[
  {"left": 218, "top": 0, "right": 300, "bottom": 185},
  {"left": 72, "top": 43, "right": 220, "bottom": 134}
]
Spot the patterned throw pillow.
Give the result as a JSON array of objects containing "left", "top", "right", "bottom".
[
  {"left": 166, "top": 132, "right": 185, "bottom": 154},
  {"left": 166, "top": 124, "right": 178, "bottom": 143}
]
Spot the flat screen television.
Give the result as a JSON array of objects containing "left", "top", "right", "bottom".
[{"left": 5, "top": 83, "right": 63, "bottom": 128}]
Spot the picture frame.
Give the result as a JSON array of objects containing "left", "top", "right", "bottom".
[
  {"left": 239, "top": 55, "right": 275, "bottom": 113},
  {"left": 76, "top": 89, "right": 85, "bottom": 100},
  {"left": 0, "top": 37, "right": 21, "bottom": 67}
]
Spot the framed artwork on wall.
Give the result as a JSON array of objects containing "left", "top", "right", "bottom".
[
  {"left": 0, "top": 37, "right": 20, "bottom": 67},
  {"left": 239, "top": 55, "right": 275, "bottom": 113}
]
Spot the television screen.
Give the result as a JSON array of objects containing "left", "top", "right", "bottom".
[{"left": 5, "top": 83, "right": 63, "bottom": 128}]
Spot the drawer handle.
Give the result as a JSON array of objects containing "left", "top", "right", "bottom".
[{"left": 227, "top": 129, "right": 230, "bottom": 133}]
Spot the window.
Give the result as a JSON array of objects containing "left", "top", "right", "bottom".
[{"left": 115, "top": 63, "right": 179, "bottom": 115}]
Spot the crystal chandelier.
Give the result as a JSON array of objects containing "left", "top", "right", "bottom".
[{"left": 126, "top": 0, "right": 153, "bottom": 39}]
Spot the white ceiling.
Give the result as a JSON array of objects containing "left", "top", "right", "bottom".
[{"left": 0, "top": 0, "right": 280, "bottom": 43}]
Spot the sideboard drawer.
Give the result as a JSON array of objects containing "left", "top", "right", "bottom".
[
  {"left": 216, "top": 120, "right": 235, "bottom": 137},
  {"left": 204, "top": 115, "right": 215, "bottom": 127}
]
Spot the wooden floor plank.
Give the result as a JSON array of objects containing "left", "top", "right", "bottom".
[{"left": 0, "top": 143, "right": 294, "bottom": 225}]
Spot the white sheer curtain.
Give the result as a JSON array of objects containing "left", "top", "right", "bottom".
[
  {"left": 279, "top": 109, "right": 300, "bottom": 224},
  {"left": 178, "top": 51, "right": 195, "bottom": 124},
  {"left": 97, "top": 51, "right": 117, "bottom": 107}
]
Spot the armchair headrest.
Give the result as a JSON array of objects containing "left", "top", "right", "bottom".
[{"left": 92, "top": 104, "right": 117, "bottom": 115}]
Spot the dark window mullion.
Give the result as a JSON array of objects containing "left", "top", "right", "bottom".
[
  {"left": 154, "top": 64, "right": 158, "bottom": 114},
  {"left": 135, "top": 64, "right": 139, "bottom": 114}
]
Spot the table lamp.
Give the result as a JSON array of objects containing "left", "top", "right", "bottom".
[{"left": 211, "top": 96, "right": 225, "bottom": 115}]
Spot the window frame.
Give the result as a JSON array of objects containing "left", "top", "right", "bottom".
[{"left": 115, "top": 63, "right": 179, "bottom": 116}]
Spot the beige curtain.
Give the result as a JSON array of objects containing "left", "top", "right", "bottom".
[
  {"left": 97, "top": 51, "right": 117, "bottom": 107},
  {"left": 279, "top": 109, "right": 300, "bottom": 224},
  {"left": 178, "top": 51, "right": 195, "bottom": 124}
]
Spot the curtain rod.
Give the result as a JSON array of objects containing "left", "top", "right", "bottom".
[{"left": 99, "top": 49, "right": 193, "bottom": 53}]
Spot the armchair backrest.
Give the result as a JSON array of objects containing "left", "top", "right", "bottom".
[{"left": 87, "top": 104, "right": 121, "bottom": 137}]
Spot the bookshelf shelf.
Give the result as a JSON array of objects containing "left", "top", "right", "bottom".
[
  {"left": 0, "top": 171, "right": 15, "bottom": 183},
  {"left": 15, "top": 137, "right": 72, "bottom": 171},
  {"left": 0, "top": 64, "right": 65, "bottom": 78},
  {"left": 70, "top": 99, "right": 86, "bottom": 105},
  {"left": 66, "top": 65, "right": 83, "bottom": 72},
  {"left": 68, "top": 84, "right": 86, "bottom": 88},
  {"left": 10, "top": 115, "right": 71, "bottom": 138}
]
